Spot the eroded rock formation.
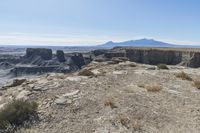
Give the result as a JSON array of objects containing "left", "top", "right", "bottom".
[
  {"left": 26, "top": 48, "right": 53, "bottom": 60},
  {"left": 71, "top": 53, "right": 86, "bottom": 69},
  {"left": 56, "top": 50, "right": 66, "bottom": 62},
  {"left": 7, "top": 48, "right": 90, "bottom": 76},
  {"left": 92, "top": 47, "right": 200, "bottom": 68}
]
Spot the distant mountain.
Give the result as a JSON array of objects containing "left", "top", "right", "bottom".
[{"left": 98, "top": 39, "right": 177, "bottom": 48}]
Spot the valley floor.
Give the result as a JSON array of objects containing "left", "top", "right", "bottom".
[{"left": 1, "top": 61, "right": 200, "bottom": 133}]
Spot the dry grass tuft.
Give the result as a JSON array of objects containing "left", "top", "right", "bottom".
[
  {"left": 116, "top": 114, "right": 142, "bottom": 130},
  {"left": 104, "top": 98, "right": 116, "bottom": 109},
  {"left": 132, "top": 120, "right": 141, "bottom": 131},
  {"left": 193, "top": 80, "right": 200, "bottom": 89},
  {"left": 175, "top": 71, "right": 192, "bottom": 81},
  {"left": 157, "top": 64, "right": 169, "bottom": 69},
  {"left": 145, "top": 84, "right": 162, "bottom": 92},
  {"left": 118, "top": 115, "right": 130, "bottom": 127}
]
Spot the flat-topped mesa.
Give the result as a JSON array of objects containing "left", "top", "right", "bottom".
[
  {"left": 92, "top": 47, "right": 200, "bottom": 68},
  {"left": 125, "top": 48, "right": 200, "bottom": 68},
  {"left": 26, "top": 48, "right": 52, "bottom": 60}
]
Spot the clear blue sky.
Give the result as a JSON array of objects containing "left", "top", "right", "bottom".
[{"left": 0, "top": 0, "right": 200, "bottom": 45}]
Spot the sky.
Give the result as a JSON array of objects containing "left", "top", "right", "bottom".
[{"left": 0, "top": 0, "right": 200, "bottom": 46}]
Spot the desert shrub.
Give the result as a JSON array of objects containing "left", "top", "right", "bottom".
[
  {"left": 175, "top": 71, "right": 192, "bottom": 81},
  {"left": 145, "top": 84, "right": 162, "bottom": 92},
  {"left": 0, "top": 100, "right": 38, "bottom": 130},
  {"left": 119, "top": 117, "right": 130, "bottom": 127},
  {"left": 157, "top": 64, "right": 169, "bottom": 69},
  {"left": 193, "top": 80, "right": 200, "bottom": 89},
  {"left": 111, "top": 57, "right": 129, "bottom": 63},
  {"left": 104, "top": 98, "right": 116, "bottom": 109},
  {"left": 116, "top": 114, "right": 130, "bottom": 128},
  {"left": 78, "top": 69, "right": 95, "bottom": 76},
  {"left": 138, "top": 84, "right": 145, "bottom": 88}
]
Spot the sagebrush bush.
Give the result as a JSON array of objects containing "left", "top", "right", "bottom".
[
  {"left": 175, "top": 71, "right": 192, "bottom": 81},
  {"left": 0, "top": 100, "right": 38, "bottom": 129},
  {"left": 157, "top": 64, "right": 169, "bottom": 69},
  {"left": 78, "top": 69, "right": 95, "bottom": 76}
]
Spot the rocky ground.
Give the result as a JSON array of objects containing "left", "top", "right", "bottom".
[{"left": 1, "top": 60, "right": 200, "bottom": 133}]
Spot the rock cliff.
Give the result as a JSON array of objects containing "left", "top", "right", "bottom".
[
  {"left": 93, "top": 47, "right": 200, "bottom": 68},
  {"left": 26, "top": 48, "right": 53, "bottom": 60},
  {"left": 6, "top": 48, "right": 90, "bottom": 76}
]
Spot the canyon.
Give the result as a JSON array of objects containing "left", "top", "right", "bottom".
[{"left": 1, "top": 47, "right": 200, "bottom": 132}]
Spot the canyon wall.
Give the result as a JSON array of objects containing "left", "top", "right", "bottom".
[
  {"left": 26, "top": 48, "right": 53, "bottom": 60},
  {"left": 93, "top": 47, "right": 200, "bottom": 68}
]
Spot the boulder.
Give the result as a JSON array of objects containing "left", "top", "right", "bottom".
[
  {"left": 56, "top": 50, "right": 66, "bottom": 62},
  {"left": 26, "top": 48, "right": 52, "bottom": 60}
]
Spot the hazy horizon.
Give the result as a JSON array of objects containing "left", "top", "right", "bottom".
[{"left": 0, "top": 0, "right": 200, "bottom": 46}]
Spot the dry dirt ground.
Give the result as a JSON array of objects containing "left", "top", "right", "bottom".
[{"left": 1, "top": 61, "right": 200, "bottom": 133}]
